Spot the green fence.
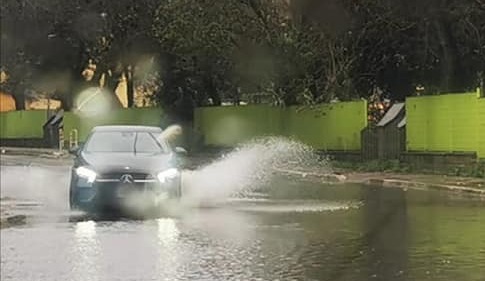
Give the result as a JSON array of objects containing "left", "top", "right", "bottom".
[
  {"left": 284, "top": 102, "right": 367, "bottom": 150},
  {"left": 3, "top": 95, "right": 483, "bottom": 159},
  {"left": 0, "top": 108, "right": 163, "bottom": 141},
  {"left": 194, "top": 101, "right": 368, "bottom": 150},
  {"left": 194, "top": 105, "right": 284, "bottom": 146},
  {"left": 0, "top": 110, "right": 47, "bottom": 139},
  {"left": 477, "top": 98, "right": 485, "bottom": 159},
  {"left": 406, "top": 92, "right": 485, "bottom": 159}
]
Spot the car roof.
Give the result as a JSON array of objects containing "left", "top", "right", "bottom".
[{"left": 91, "top": 125, "right": 162, "bottom": 133}]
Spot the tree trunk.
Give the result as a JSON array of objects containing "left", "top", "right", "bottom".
[
  {"left": 64, "top": 41, "right": 93, "bottom": 110},
  {"left": 55, "top": 90, "right": 70, "bottom": 111},
  {"left": 159, "top": 53, "right": 178, "bottom": 107},
  {"left": 63, "top": 66, "right": 87, "bottom": 111},
  {"left": 12, "top": 85, "right": 26, "bottom": 110},
  {"left": 104, "top": 68, "right": 122, "bottom": 96},
  {"left": 125, "top": 65, "right": 134, "bottom": 107},
  {"left": 435, "top": 19, "right": 459, "bottom": 92},
  {"left": 203, "top": 73, "right": 221, "bottom": 106},
  {"left": 233, "top": 87, "right": 241, "bottom": 105}
]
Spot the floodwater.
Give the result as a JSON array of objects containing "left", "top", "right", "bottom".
[{"left": 1, "top": 164, "right": 484, "bottom": 281}]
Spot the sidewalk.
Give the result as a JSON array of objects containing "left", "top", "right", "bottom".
[
  {"left": 347, "top": 172, "right": 485, "bottom": 195},
  {"left": 0, "top": 147, "right": 72, "bottom": 167},
  {"left": 0, "top": 146, "right": 68, "bottom": 158},
  {"left": 278, "top": 168, "right": 485, "bottom": 196},
  {"left": 188, "top": 152, "right": 485, "bottom": 195},
  {"left": 0, "top": 197, "right": 38, "bottom": 229}
]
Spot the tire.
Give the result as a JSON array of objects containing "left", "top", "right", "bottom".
[
  {"left": 69, "top": 188, "right": 77, "bottom": 210},
  {"left": 167, "top": 175, "right": 182, "bottom": 198},
  {"left": 177, "top": 174, "right": 182, "bottom": 198},
  {"left": 69, "top": 172, "right": 78, "bottom": 210}
]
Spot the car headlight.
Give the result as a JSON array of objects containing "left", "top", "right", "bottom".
[
  {"left": 76, "top": 166, "right": 97, "bottom": 183},
  {"left": 157, "top": 168, "right": 179, "bottom": 183}
]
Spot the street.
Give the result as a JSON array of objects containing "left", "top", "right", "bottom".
[
  {"left": 2, "top": 0, "right": 484, "bottom": 279},
  {"left": 1, "top": 155, "right": 485, "bottom": 281}
]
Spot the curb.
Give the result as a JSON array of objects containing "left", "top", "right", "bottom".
[
  {"left": 1, "top": 147, "right": 70, "bottom": 159},
  {"left": 0, "top": 215, "right": 27, "bottom": 229},
  {"left": 273, "top": 167, "right": 347, "bottom": 182},
  {"left": 274, "top": 168, "right": 485, "bottom": 196},
  {"left": 364, "top": 178, "right": 485, "bottom": 195},
  {"left": 0, "top": 199, "right": 40, "bottom": 229}
]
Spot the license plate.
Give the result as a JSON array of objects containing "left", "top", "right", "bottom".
[{"left": 116, "top": 186, "right": 130, "bottom": 198}]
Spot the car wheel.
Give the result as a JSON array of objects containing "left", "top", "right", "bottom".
[
  {"left": 69, "top": 173, "right": 78, "bottom": 210},
  {"left": 69, "top": 187, "right": 77, "bottom": 210},
  {"left": 177, "top": 175, "right": 182, "bottom": 198}
]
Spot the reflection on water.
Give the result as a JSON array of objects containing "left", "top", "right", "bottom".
[
  {"left": 1, "top": 182, "right": 485, "bottom": 281},
  {"left": 157, "top": 218, "right": 179, "bottom": 246},
  {"left": 75, "top": 220, "right": 97, "bottom": 238},
  {"left": 72, "top": 221, "right": 100, "bottom": 281},
  {"left": 361, "top": 187, "right": 409, "bottom": 281},
  {"left": 156, "top": 218, "right": 180, "bottom": 280}
]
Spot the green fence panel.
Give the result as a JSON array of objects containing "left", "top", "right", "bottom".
[
  {"left": 0, "top": 110, "right": 47, "bottom": 139},
  {"left": 194, "top": 101, "right": 368, "bottom": 150},
  {"left": 406, "top": 93, "right": 482, "bottom": 157},
  {"left": 478, "top": 98, "right": 485, "bottom": 159},
  {"left": 194, "top": 105, "right": 284, "bottom": 146},
  {"left": 450, "top": 94, "right": 478, "bottom": 152},
  {"left": 0, "top": 108, "right": 164, "bottom": 141},
  {"left": 284, "top": 101, "right": 367, "bottom": 150},
  {"left": 427, "top": 96, "right": 452, "bottom": 151},
  {"left": 406, "top": 98, "right": 429, "bottom": 151}
]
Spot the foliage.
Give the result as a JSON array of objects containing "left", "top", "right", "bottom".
[
  {"left": 450, "top": 162, "right": 485, "bottom": 178},
  {"left": 151, "top": 0, "right": 358, "bottom": 107},
  {"left": 1, "top": 0, "right": 160, "bottom": 109},
  {"left": 346, "top": 0, "right": 485, "bottom": 99},
  {"left": 332, "top": 159, "right": 407, "bottom": 173},
  {"left": 332, "top": 159, "right": 485, "bottom": 179},
  {"left": 1, "top": 0, "right": 484, "bottom": 116}
]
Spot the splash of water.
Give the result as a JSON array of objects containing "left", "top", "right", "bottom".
[
  {"left": 74, "top": 87, "right": 113, "bottom": 118},
  {"left": 182, "top": 137, "right": 329, "bottom": 205}
]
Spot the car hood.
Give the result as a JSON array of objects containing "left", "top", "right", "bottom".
[{"left": 80, "top": 151, "right": 174, "bottom": 174}]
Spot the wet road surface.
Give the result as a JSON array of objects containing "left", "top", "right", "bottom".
[{"left": 1, "top": 163, "right": 485, "bottom": 281}]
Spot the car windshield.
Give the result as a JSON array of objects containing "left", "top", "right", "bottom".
[{"left": 84, "top": 131, "right": 169, "bottom": 153}]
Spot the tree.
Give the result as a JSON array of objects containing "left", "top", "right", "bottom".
[
  {"left": 2, "top": 0, "right": 483, "bottom": 114},
  {"left": 344, "top": 0, "right": 485, "bottom": 99},
  {"left": 151, "top": 0, "right": 359, "bottom": 112},
  {"left": 1, "top": 0, "right": 51, "bottom": 109},
  {"left": 1, "top": 0, "right": 162, "bottom": 110},
  {"left": 152, "top": 0, "right": 265, "bottom": 109}
]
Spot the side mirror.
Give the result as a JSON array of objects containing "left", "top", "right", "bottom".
[
  {"left": 68, "top": 147, "right": 79, "bottom": 155},
  {"left": 69, "top": 143, "right": 84, "bottom": 155},
  {"left": 174, "top": 147, "right": 187, "bottom": 155}
]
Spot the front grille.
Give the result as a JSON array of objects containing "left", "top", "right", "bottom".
[
  {"left": 98, "top": 172, "right": 153, "bottom": 180},
  {"left": 96, "top": 172, "right": 157, "bottom": 183}
]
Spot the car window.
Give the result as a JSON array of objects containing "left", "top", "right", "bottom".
[
  {"left": 156, "top": 137, "right": 172, "bottom": 153},
  {"left": 84, "top": 131, "right": 168, "bottom": 153},
  {"left": 85, "top": 132, "right": 135, "bottom": 152},
  {"left": 135, "top": 132, "right": 163, "bottom": 153}
]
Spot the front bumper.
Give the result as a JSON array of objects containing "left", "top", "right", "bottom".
[{"left": 72, "top": 175, "right": 180, "bottom": 212}]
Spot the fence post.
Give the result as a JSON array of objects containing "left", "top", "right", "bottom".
[
  {"left": 58, "top": 128, "right": 64, "bottom": 151},
  {"left": 69, "top": 129, "right": 79, "bottom": 149}
]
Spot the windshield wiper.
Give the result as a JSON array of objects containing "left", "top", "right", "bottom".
[{"left": 133, "top": 132, "right": 138, "bottom": 154}]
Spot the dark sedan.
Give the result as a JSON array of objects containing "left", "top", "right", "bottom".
[{"left": 69, "top": 125, "right": 184, "bottom": 213}]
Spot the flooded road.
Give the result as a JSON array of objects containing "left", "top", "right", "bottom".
[{"left": 1, "top": 164, "right": 485, "bottom": 281}]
